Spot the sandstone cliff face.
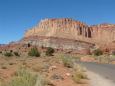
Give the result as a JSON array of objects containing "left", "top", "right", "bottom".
[
  {"left": 25, "top": 18, "right": 94, "bottom": 40},
  {"left": 23, "top": 18, "right": 115, "bottom": 50},
  {"left": 91, "top": 24, "right": 115, "bottom": 44}
]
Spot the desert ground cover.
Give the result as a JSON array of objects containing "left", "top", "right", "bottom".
[{"left": 0, "top": 49, "right": 89, "bottom": 86}]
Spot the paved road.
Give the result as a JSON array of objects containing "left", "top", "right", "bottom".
[{"left": 77, "top": 62, "right": 115, "bottom": 82}]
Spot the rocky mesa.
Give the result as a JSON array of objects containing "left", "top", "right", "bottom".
[{"left": 21, "top": 18, "right": 115, "bottom": 53}]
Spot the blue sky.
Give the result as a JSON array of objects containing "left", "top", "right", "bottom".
[{"left": 0, "top": 0, "right": 115, "bottom": 44}]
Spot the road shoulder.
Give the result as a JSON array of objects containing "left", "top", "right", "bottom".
[{"left": 86, "top": 70, "right": 115, "bottom": 86}]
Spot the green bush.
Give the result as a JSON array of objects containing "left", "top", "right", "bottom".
[
  {"left": 4, "top": 52, "right": 13, "bottom": 57},
  {"left": 28, "top": 47, "right": 40, "bottom": 57},
  {"left": 14, "top": 52, "right": 20, "bottom": 56},
  {"left": 46, "top": 47, "right": 54, "bottom": 56},
  {"left": 93, "top": 49, "right": 103, "bottom": 56}
]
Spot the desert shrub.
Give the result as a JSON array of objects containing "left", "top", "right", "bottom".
[
  {"left": 4, "top": 52, "right": 13, "bottom": 57},
  {"left": 7, "top": 68, "right": 37, "bottom": 86},
  {"left": 1, "top": 66, "right": 7, "bottom": 69},
  {"left": 34, "top": 73, "right": 54, "bottom": 86},
  {"left": 93, "top": 49, "right": 103, "bottom": 56},
  {"left": 27, "top": 43, "right": 31, "bottom": 47},
  {"left": 72, "top": 65, "right": 87, "bottom": 84},
  {"left": 72, "top": 71, "right": 87, "bottom": 84},
  {"left": 10, "top": 50, "right": 13, "bottom": 53},
  {"left": 14, "top": 52, "right": 20, "bottom": 56},
  {"left": 28, "top": 47, "right": 40, "bottom": 57},
  {"left": 9, "top": 62, "right": 15, "bottom": 65},
  {"left": 111, "top": 50, "right": 115, "bottom": 55},
  {"left": 41, "top": 45, "right": 44, "bottom": 49},
  {"left": 61, "top": 56, "right": 73, "bottom": 68},
  {"left": 10, "top": 68, "right": 49, "bottom": 86},
  {"left": 0, "top": 51, "right": 2, "bottom": 54},
  {"left": 35, "top": 73, "right": 48, "bottom": 86},
  {"left": 46, "top": 47, "right": 54, "bottom": 56}
]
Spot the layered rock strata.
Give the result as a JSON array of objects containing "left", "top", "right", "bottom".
[{"left": 22, "top": 18, "right": 115, "bottom": 51}]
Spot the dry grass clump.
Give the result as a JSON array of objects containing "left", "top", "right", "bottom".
[
  {"left": 2, "top": 68, "right": 37, "bottom": 86},
  {"left": 0, "top": 78, "right": 6, "bottom": 86},
  {"left": 72, "top": 65, "right": 87, "bottom": 84},
  {"left": 60, "top": 55, "right": 88, "bottom": 84},
  {"left": 61, "top": 55, "right": 74, "bottom": 68},
  {"left": 4, "top": 68, "right": 51, "bottom": 86},
  {"left": 35, "top": 73, "right": 50, "bottom": 86}
]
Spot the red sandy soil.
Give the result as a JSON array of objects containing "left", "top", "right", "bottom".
[{"left": 0, "top": 55, "right": 89, "bottom": 86}]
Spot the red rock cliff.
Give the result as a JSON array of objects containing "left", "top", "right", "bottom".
[{"left": 23, "top": 18, "right": 115, "bottom": 50}]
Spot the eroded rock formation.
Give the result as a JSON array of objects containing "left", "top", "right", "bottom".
[
  {"left": 22, "top": 18, "right": 115, "bottom": 52},
  {"left": 24, "top": 18, "right": 92, "bottom": 40}
]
